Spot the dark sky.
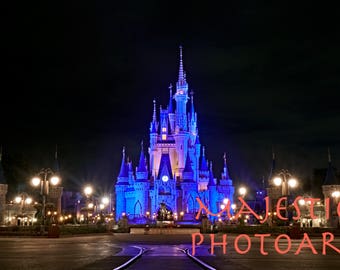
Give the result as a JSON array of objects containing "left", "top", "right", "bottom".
[{"left": 2, "top": 1, "right": 340, "bottom": 194}]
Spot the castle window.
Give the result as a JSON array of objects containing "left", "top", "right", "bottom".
[
  {"left": 162, "top": 127, "right": 167, "bottom": 132},
  {"left": 162, "top": 134, "right": 167, "bottom": 140}
]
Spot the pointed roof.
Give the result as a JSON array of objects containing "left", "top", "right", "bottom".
[
  {"left": 176, "top": 46, "right": 188, "bottom": 91},
  {"left": 208, "top": 161, "right": 215, "bottom": 187},
  {"left": 0, "top": 146, "right": 6, "bottom": 184},
  {"left": 150, "top": 99, "right": 158, "bottom": 133},
  {"left": 195, "top": 135, "right": 200, "bottom": 145},
  {"left": 200, "top": 146, "right": 208, "bottom": 171},
  {"left": 168, "top": 84, "right": 173, "bottom": 113},
  {"left": 137, "top": 141, "right": 147, "bottom": 172},
  {"left": 183, "top": 152, "right": 193, "bottom": 173},
  {"left": 157, "top": 153, "right": 173, "bottom": 179},
  {"left": 223, "top": 153, "right": 231, "bottom": 179},
  {"left": 323, "top": 148, "right": 338, "bottom": 185},
  {"left": 178, "top": 45, "right": 185, "bottom": 83},
  {"left": 118, "top": 147, "right": 128, "bottom": 178}
]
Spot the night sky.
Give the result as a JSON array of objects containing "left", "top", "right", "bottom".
[{"left": 2, "top": 2, "right": 340, "bottom": 196}]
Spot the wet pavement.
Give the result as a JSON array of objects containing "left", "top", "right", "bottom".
[{"left": 0, "top": 233, "right": 339, "bottom": 270}]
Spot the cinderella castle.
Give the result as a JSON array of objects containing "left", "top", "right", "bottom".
[{"left": 115, "top": 47, "right": 235, "bottom": 222}]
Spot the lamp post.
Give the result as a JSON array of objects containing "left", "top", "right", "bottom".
[
  {"left": 239, "top": 187, "right": 247, "bottom": 198},
  {"left": 84, "top": 185, "right": 93, "bottom": 224},
  {"left": 273, "top": 169, "right": 298, "bottom": 220},
  {"left": 14, "top": 192, "right": 32, "bottom": 226},
  {"left": 31, "top": 168, "right": 60, "bottom": 228}
]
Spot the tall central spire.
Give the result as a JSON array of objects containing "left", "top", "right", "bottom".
[
  {"left": 176, "top": 46, "right": 188, "bottom": 92},
  {"left": 174, "top": 45, "right": 189, "bottom": 131},
  {"left": 178, "top": 45, "right": 184, "bottom": 82}
]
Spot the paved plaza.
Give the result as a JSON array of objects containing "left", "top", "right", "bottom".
[{"left": 0, "top": 233, "right": 339, "bottom": 270}]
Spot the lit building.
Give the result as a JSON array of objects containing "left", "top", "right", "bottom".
[{"left": 115, "top": 47, "right": 235, "bottom": 222}]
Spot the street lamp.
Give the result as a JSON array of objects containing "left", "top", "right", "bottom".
[
  {"left": 273, "top": 169, "right": 298, "bottom": 220},
  {"left": 14, "top": 193, "right": 33, "bottom": 226},
  {"left": 31, "top": 168, "right": 60, "bottom": 228},
  {"left": 239, "top": 187, "right": 247, "bottom": 197},
  {"left": 83, "top": 185, "right": 93, "bottom": 224}
]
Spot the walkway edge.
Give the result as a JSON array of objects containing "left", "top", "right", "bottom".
[
  {"left": 181, "top": 248, "right": 216, "bottom": 270},
  {"left": 113, "top": 246, "right": 145, "bottom": 270}
]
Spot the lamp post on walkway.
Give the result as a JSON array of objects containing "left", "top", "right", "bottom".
[
  {"left": 31, "top": 168, "right": 60, "bottom": 228},
  {"left": 273, "top": 169, "right": 298, "bottom": 220}
]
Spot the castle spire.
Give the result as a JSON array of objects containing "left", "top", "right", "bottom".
[
  {"left": 208, "top": 161, "right": 215, "bottom": 186},
  {"left": 137, "top": 141, "right": 147, "bottom": 172},
  {"left": 178, "top": 45, "right": 184, "bottom": 82},
  {"left": 190, "top": 90, "right": 195, "bottom": 115},
  {"left": 222, "top": 152, "right": 230, "bottom": 179},
  {"left": 152, "top": 99, "right": 156, "bottom": 122},
  {"left": 328, "top": 147, "right": 332, "bottom": 163},
  {"left": 150, "top": 99, "right": 158, "bottom": 133},
  {"left": 118, "top": 147, "right": 128, "bottom": 178},
  {"left": 200, "top": 146, "right": 208, "bottom": 171},
  {"left": 168, "top": 84, "right": 173, "bottom": 113}
]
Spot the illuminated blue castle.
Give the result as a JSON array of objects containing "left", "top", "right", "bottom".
[{"left": 115, "top": 47, "right": 235, "bottom": 222}]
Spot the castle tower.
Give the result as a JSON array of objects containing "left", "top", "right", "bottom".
[
  {"left": 198, "top": 146, "right": 209, "bottom": 191},
  {"left": 208, "top": 162, "right": 218, "bottom": 221},
  {"left": 173, "top": 46, "right": 189, "bottom": 176},
  {"left": 149, "top": 99, "right": 159, "bottom": 178},
  {"left": 0, "top": 147, "right": 8, "bottom": 225},
  {"left": 168, "top": 84, "right": 175, "bottom": 133},
  {"left": 218, "top": 153, "right": 235, "bottom": 209},
  {"left": 135, "top": 142, "right": 150, "bottom": 216},
  {"left": 115, "top": 147, "right": 129, "bottom": 220},
  {"left": 322, "top": 148, "right": 340, "bottom": 227},
  {"left": 114, "top": 47, "right": 235, "bottom": 224}
]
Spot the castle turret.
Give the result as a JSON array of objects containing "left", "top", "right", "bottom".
[
  {"left": 189, "top": 91, "right": 197, "bottom": 137},
  {"left": 127, "top": 158, "right": 134, "bottom": 185},
  {"left": 115, "top": 147, "right": 128, "bottom": 220},
  {"left": 160, "top": 105, "right": 169, "bottom": 141},
  {"left": 208, "top": 162, "right": 218, "bottom": 220},
  {"left": 168, "top": 84, "right": 176, "bottom": 133},
  {"left": 149, "top": 100, "right": 159, "bottom": 178},
  {"left": 134, "top": 142, "right": 150, "bottom": 216},
  {"left": 136, "top": 142, "right": 148, "bottom": 181},
  {"left": 219, "top": 153, "right": 234, "bottom": 208}
]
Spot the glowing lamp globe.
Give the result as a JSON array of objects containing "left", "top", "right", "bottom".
[
  {"left": 32, "top": 177, "right": 41, "bottom": 187},
  {"left": 273, "top": 177, "right": 282, "bottom": 186},
  {"left": 25, "top": 197, "right": 32, "bottom": 204},
  {"left": 102, "top": 197, "right": 109, "bottom": 205},
  {"left": 288, "top": 178, "right": 298, "bottom": 188},
  {"left": 50, "top": 176, "right": 60, "bottom": 185}
]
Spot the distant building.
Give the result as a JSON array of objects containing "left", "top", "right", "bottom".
[
  {"left": 322, "top": 149, "right": 340, "bottom": 228},
  {"left": 0, "top": 148, "right": 8, "bottom": 225},
  {"left": 115, "top": 47, "right": 235, "bottom": 222}
]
